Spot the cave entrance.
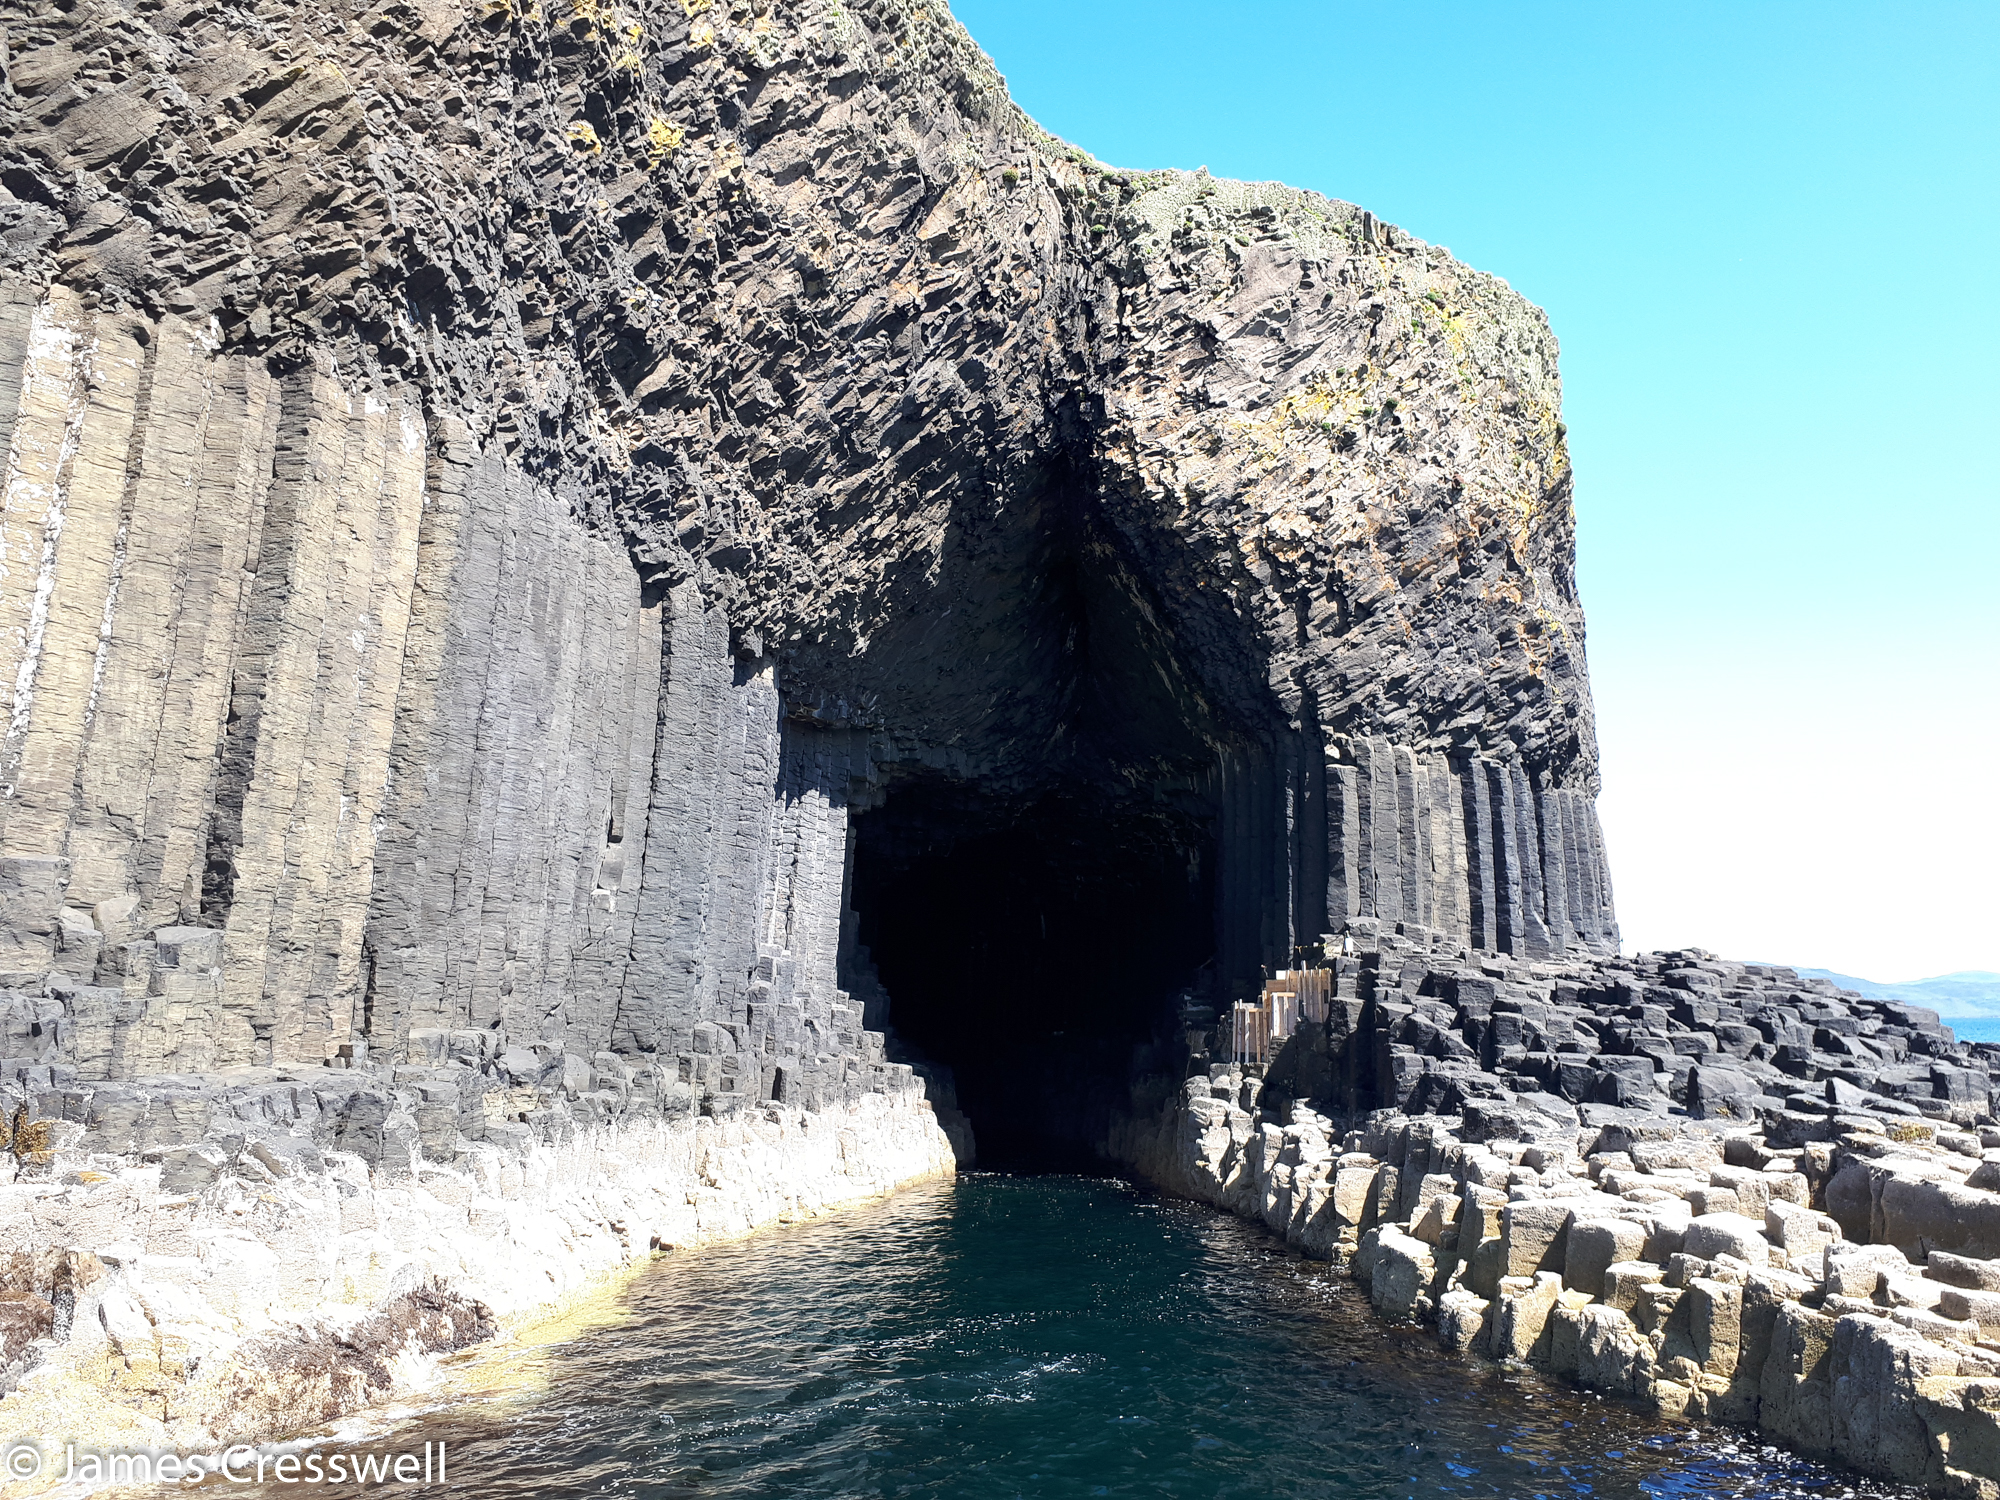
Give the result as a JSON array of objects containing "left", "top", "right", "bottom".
[
  {"left": 840, "top": 470, "right": 1230, "bottom": 1172},
  {"left": 851, "top": 785, "right": 1215, "bottom": 1171}
]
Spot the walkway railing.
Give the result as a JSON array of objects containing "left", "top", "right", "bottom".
[{"left": 1231, "top": 967, "right": 1332, "bottom": 1065}]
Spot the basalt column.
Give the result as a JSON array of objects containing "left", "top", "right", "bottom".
[
  {"left": 3, "top": 0, "right": 1620, "bottom": 1145},
  {"left": 1200, "top": 729, "right": 1619, "bottom": 1002},
  {"left": 1320, "top": 740, "right": 1616, "bottom": 960},
  {"left": 0, "top": 292, "right": 904, "bottom": 1120}
]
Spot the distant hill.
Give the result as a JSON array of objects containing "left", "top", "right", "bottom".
[{"left": 1791, "top": 969, "right": 2000, "bottom": 1019}]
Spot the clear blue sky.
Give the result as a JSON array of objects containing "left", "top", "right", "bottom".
[{"left": 952, "top": 0, "right": 2000, "bottom": 985}]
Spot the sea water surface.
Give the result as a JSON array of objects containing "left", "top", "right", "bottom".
[{"left": 250, "top": 1176, "right": 1919, "bottom": 1500}]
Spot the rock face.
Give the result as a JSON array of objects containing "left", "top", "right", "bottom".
[
  {"left": 0, "top": 0, "right": 1610, "bottom": 1057},
  {"left": 0, "top": 0, "right": 1993, "bottom": 1490},
  {"left": 1117, "top": 923, "right": 2000, "bottom": 1495},
  {"left": 2, "top": 0, "right": 1623, "bottom": 1460},
  {"left": 0, "top": 1089, "right": 955, "bottom": 1457}
]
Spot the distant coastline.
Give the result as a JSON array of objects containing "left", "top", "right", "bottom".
[
  {"left": 1734, "top": 966, "right": 2000, "bottom": 1041},
  {"left": 1786, "top": 968, "right": 2000, "bottom": 1026}
]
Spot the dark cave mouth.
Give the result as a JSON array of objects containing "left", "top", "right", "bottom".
[{"left": 850, "top": 784, "right": 1217, "bottom": 1173}]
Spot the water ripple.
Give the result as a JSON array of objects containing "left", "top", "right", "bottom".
[{"left": 241, "top": 1177, "right": 1922, "bottom": 1500}]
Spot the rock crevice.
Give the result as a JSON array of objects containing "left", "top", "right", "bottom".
[
  {"left": 1119, "top": 922, "right": 2000, "bottom": 1496},
  {"left": 1, "top": 0, "right": 1639, "bottom": 1462}
]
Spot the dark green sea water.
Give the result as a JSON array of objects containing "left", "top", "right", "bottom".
[{"left": 251, "top": 1176, "right": 1917, "bottom": 1499}]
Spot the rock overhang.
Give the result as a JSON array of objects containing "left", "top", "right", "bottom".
[{"left": 0, "top": 0, "right": 1629, "bottom": 1450}]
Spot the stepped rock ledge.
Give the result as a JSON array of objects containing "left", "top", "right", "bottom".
[{"left": 0, "top": 0, "right": 1992, "bottom": 1490}]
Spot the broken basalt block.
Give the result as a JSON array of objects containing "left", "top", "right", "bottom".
[{"left": 1144, "top": 934, "right": 2000, "bottom": 1495}]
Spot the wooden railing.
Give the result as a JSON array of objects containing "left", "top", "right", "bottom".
[
  {"left": 1230, "top": 967, "right": 1332, "bottom": 1065},
  {"left": 1230, "top": 1000, "right": 1269, "bottom": 1067}
]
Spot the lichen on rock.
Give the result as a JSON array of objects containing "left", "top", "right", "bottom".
[{"left": 0, "top": 0, "right": 1967, "bottom": 1490}]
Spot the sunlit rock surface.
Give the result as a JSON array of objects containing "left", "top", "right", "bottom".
[
  {"left": 2, "top": 0, "right": 1970, "bottom": 1489},
  {"left": 1118, "top": 923, "right": 2000, "bottom": 1495}
]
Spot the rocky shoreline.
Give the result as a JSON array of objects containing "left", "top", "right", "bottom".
[
  {"left": 0, "top": 1065, "right": 957, "bottom": 1478},
  {"left": 4, "top": 0, "right": 1970, "bottom": 1489},
  {"left": 12, "top": 917, "right": 1997, "bottom": 1497},
  {"left": 1119, "top": 920, "right": 2000, "bottom": 1496}
]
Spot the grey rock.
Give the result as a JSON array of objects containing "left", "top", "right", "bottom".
[
  {"left": 158, "top": 1142, "right": 230, "bottom": 1195},
  {"left": 1689, "top": 1065, "right": 1763, "bottom": 1121}
]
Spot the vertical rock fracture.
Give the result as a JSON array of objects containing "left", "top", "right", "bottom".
[
  {"left": 0, "top": 0, "right": 1981, "bottom": 1493},
  {"left": 1121, "top": 925, "right": 2000, "bottom": 1496}
]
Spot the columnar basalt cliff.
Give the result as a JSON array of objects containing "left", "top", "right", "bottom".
[
  {"left": 0, "top": 0, "right": 1605, "bottom": 1175},
  {"left": 4, "top": 0, "right": 1980, "bottom": 1490},
  {"left": 1118, "top": 927, "right": 2000, "bottom": 1497}
]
